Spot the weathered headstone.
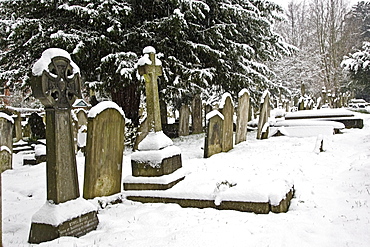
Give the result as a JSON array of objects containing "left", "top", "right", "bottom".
[
  {"left": 28, "top": 48, "right": 98, "bottom": 244},
  {"left": 83, "top": 102, "right": 125, "bottom": 199},
  {"left": 191, "top": 94, "right": 203, "bottom": 134},
  {"left": 178, "top": 105, "right": 190, "bottom": 136},
  {"left": 257, "top": 90, "right": 270, "bottom": 140},
  {"left": 220, "top": 93, "right": 234, "bottom": 152},
  {"left": 28, "top": 112, "right": 46, "bottom": 140},
  {"left": 14, "top": 112, "right": 23, "bottom": 142},
  {"left": 204, "top": 110, "right": 224, "bottom": 158},
  {"left": 0, "top": 112, "right": 13, "bottom": 172},
  {"left": 235, "top": 89, "right": 250, "bottom": 145},
  {"left": 124, "top": 47, "right": 184, "bottom": 191}
]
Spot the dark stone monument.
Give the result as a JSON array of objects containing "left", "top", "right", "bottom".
[
  {"left": 29, "top": 48, "right": 98, "bottom": 244},
  {"left": 28, "top": 112, "right": 46, "bottom": 140},
  {"left": 179, "top": 104, "right": 190, "bottom": 136}
]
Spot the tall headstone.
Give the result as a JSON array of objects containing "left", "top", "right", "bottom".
[
  {"left": 83, "top": 102, "right": 125, "bottom": 199},
  {"left": 257, "top": 90, "right": 270, "bottom": 140},
  {"left": 191, "top": 94, "right": 203, "bottom": 134},
  {"left": 28, "top": 48, "right": 98, "bottom": 244},
  {"left": 178, "top": 104, "right": 190, "bottom": 136},
  {"left": 14, "top": 112, "right": 23, "bottom": 142},
  {"left": 124, "top": 47, "right": 184, "bottom": 191},
  {"left": 220, "top": 93, "right": 234, "bottom": 152},
  {"left": 235, "top": 89, "right": 250, "bottom": 145},
  {"left": 204, "top": 110, "right": 224, "bottom": 158},
  {"left": 0, "top": 112, "right": 13, "bottom": 172}
]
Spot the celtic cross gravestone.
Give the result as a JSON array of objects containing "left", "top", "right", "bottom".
[{"left": 28, "top": 48, "right": 98, "bottom": 244}]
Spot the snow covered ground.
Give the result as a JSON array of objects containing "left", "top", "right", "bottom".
[{"left": 3, "top": 112, "right": 370, "bottom": 246}]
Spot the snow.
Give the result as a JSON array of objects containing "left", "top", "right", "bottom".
[
  {"left": 219, "top": 92, "right": 234, "bottom": 108},
  {"left": 32, "top": 48, "right": 80, "bottom": 77},
  {"left": 0, "top": 145, "right": 11, "bottom": 154},
  {"left": 285, "top": 108, "right": 354, "bottom": 119},
  {"left": 137, "top": 131, "right": 174, "bottom": 151},
  {"left": 31, "top": 198, "right": 97, "bottom": 226},
  {"left": 143, "top": 46, "right": 156, "bottom": 54},
  {"left": 205, "top": 110, "right": 224, "bottom": 120},
  {"left": 238, "top": 88, "right": 250, "bottom": 98},
  {"left": 3, "top": 113, "right": 370, "bottom": 246},
  {"left": 87, "top": 101, "right": 125, "bottom": 119},
  {"left": 0, "top": 112, "right": 14, "bottom": 124}
]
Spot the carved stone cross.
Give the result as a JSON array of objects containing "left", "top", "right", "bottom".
[
  {"left": 31, "top": 51, "right": 81, "bottom": 204},
  {"left": 138, "top": 47, "right": 163, "bottom": 132}
]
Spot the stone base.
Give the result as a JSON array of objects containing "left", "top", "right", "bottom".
[
  {"left": 125, "top": 188, "right": 294, "bottom": 214},
  {"left": 28, "top": 211, "right": 98, "bottom": 244},
  {"left": 132, "top": 154, "right": 182, "bottom": 177}
]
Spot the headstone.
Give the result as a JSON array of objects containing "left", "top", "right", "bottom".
[
  {"left": 257, "top": 90, "right": 270, "bottom": 140},
  {"left": 235, "top": 89, "right": 250, "bottom": 145},
  {"left": 83, "top": 102, "right": 125, "bottom": 199},
  {"left": 124, "top": 47, "right": 184, "bottom": 191},
  {"left": 0, "top": 112, "right": 13, "bottom": 172},
  {"left": 28, "top": 113, "right": 46, "bottom": 140},
  {"left": 160, "top": 99, "right": 168, "bottom": 126},
  {"left": 204, "top": 110, "right": 224, "bottom": 158},
  {"left": 28, "top": 48, "right": 98, "bottom": 244},
  {"left": 14, "top": 112, "right": 23, "bottom": 142},
  {"left": 220, "top": 93, "right": 234, "bottom": 152},
  {"left": 178, "top": 105, "right": 190, "bottom": 136},
  {"left": 191, "top": 94, "right": 203, "bottom": 134}
]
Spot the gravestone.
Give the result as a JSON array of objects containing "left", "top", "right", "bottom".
[
  {"left": 28, "top": 112, "right": 46, "bottom": 140},
  {"left": 83, "top": 102, "right": 125, "bottom": 199},
  {"left": 220, "top": 93, "right": 234, "bottom": 152},
  {"left": 192, "top": 94, "right": 203, "bottom": 134},
  {"left": 257, "top": 90, "right": 270, "bottom": 140},
  {"left": 0, "top": 112, "right": 13, "bottom": 172},
  {"left": 204, "top": 110, "right": 224, "bottom": 158},
  {"left": 14, "top": 112, "right": 23, "bottom": 142},
  {"left": 178, "top": 105, "right": 190, "bottom": 136},
  {"left": 235, "top": 89, "right": 250, "bottom": 145},
  {"left": 28, "top": 48, "right": 98, "bottom": 244},
  {"left": 124, "top": 47, "right": 184, "bottom": 191}
]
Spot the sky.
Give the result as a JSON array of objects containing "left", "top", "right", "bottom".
[{"left": 269, "top": 0, "right": 361, "bottom": 9}]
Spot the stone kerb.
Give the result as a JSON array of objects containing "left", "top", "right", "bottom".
[
  {"left": 83, "top": 101, "right": 125, "bottom": 199},
  {"left": 204, "top": 110, "right": 224, "bottom": 158},
  {"left": 235, "top": 89, "right": 250, "bottom": 145},
  {"left": 257, "top": 90, "right": 270, "bottom": 140},
  {"left": 0, "top": 112, "right": 14, "bottom": 172},
  {"left": 220, "top": 93, "right": 234, "bottom": 152}
]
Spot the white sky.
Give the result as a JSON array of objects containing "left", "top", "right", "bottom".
[{"left": 269, "top": 0, "right": 361, "bottom": 9}]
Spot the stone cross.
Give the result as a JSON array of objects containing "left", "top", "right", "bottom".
[
  {"left": 29, "top": 48, "right": 98, "bottom": 244},
  {"left": 138, "top": 47, "right": 163, "bottom": 132},
  {"left": 31, "top": 54, "right": 81, "bottom": 204}
]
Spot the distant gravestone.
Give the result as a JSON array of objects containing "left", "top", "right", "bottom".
[
  {"left": 28, "top": 48, "right": 98, "bottom": 244},
  {"left": 204, "top": 110, "right": 224, "bottom": 158},
  {"left": 0, "top": 112, "right": 13, "bottom": 172},
  {"left": 83, "top": 102, "right": 125, "bottom": 199},
  {"left": 220, "top": 93, "right": 234, "bottom": 152},
  {"left": 28, "top": 113, "right": 46, "bottom": 140},
  {"left": 235, "top": 89, "right": 250, "bottom": 145},
  {"left": 257, "top": 90, "right": 270, "bottom": 140},
  {"left": 179, "top": 105, "right": 190, "bottom": 136},
  {"left": 192, "top": 94, "right": 203, "bottom": 134},
  {"left": 14, "top": 112, "right": 22, "bottom": 142}
]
